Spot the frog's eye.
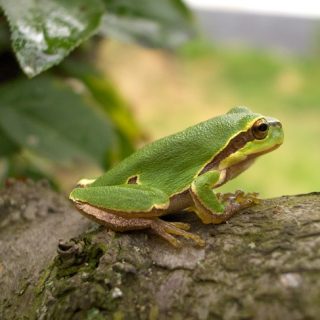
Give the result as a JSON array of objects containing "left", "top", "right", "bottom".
[{"left": 252, "top": 119, "right": 269, "bottom": 140}]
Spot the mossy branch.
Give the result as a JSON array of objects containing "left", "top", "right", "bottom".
[{"left": 1, "top": 181, "right": 320, "bottom": 319}]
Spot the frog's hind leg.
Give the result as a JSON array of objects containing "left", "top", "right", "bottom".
[
  {"left": 70, "top": 184, "right": 170, "bottom": 216},
  {"left": 75, "top": 202, "right": 204, "bottom": 247}
]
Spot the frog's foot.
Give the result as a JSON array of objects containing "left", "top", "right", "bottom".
[
  {"left": 206, "top": 190, "right": 260, "bottom": 223},
  {"left": 217, "top": 190, "right": 260, "bottom": 213},
  {"left": 150, "top": 219, "right": 205, "bottom": 248},
  {"left": 190, "top": 189, "right": 260, "bottom": 225}
]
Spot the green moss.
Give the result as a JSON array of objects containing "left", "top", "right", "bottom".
[
  {"left": 35, "top": 266, "right": 53, "bottom": 295},
  {"left": 26, "top": 232, "right": 117, "bottom": 320},
  {"left": 86, "top": 308, "right": 106, "bottom": 320},
  {"left": 54, "top": 235, "right": 105, "bottom": 278},
  {"left": 112, "top": 311, "right": 124, "bottom": 320},
  {"left": 149, "top": 305, "right": 159, "bottom": 320}
]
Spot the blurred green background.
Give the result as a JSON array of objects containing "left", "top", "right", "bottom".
[
  {"left": 0, "top": 0, "right": 319, "bottom": 198},
  {"left": 98, "top": 39, "right": 320, "bottom": 198}
]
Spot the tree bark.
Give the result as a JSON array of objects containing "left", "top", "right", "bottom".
[{"left": 0, "top": 180, "right": 320, "bottom": 320}]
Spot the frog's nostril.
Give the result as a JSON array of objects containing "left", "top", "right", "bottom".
[
  {"left": 269, "top": 120, "right": 282, "bottom": 128},
  {"left": 275, "top": 121, "right": 282, "bottom": 128}
]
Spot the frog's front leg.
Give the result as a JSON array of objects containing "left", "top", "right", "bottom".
[{"left": 190, "top": 171, "right": 258, "bottom": 224}]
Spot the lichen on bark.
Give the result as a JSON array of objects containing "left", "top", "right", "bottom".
[{"left": 0, "top": 181, "right": 320, "bottom": 320}]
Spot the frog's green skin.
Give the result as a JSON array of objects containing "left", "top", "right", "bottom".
[{"left": 70, "top": 107, "right": 283, "bottom": 247}]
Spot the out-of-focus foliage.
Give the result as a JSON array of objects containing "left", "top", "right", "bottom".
[
  {"left": 0, "top": 0, "right": 195, "bottom": 187},
  {"left": 0, "top": 76, "right": 114, "bottom": 165},
  {"left": 60, "top": 60, "right": 142, "bottom": 159},
  {"left": 0, "top": 0, "right": 105, "bottom": 77},
  {"left": 0, "top": 0, "right": 194, "bottom": 77},
  {"left": 101, "top": 0, "right": 195, "bottom": 48}
]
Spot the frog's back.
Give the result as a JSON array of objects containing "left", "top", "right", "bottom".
[{"left": 93, "top": 107, "right": 260, "bottom": 194}]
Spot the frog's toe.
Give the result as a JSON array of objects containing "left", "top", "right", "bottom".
[
  {"left": 152, "top": 219, "right": 205, "bottom": 247},
  {"left": 157, "top": 231, "right": 182, "bottom": 248},
  {"left": 218, "top": 190, "right": 260, "bottom": 212},
  {"left": 150, "top": 220, "right": 182, "bottom": 247},
  {"left": 169, "top": 222, "right": 191, "bottom": 230}
]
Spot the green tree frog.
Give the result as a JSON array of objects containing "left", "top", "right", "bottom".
[{"left": 70, "top": 107, "right": 283, "bottom": 247}]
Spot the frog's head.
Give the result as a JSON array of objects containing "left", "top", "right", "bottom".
[
  {"left": 218, "top": 107, "right": 284, "bottom": 171},
  {"left": 241, "top": 114, "right": 283, "bottom": 156}
]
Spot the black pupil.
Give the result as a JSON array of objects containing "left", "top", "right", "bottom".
[{"left": 258, "top": 123, "right": 268, "bottom": 132}]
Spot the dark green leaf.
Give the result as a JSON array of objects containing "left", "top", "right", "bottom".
[
  {"left": 0, "top": 0, "right": 105, "bottom": 77},
  {"left": 0, "top": 76, "right": 116, "bottom": 166},
  {"left": 0, "top": 15, "right": 10, "bottom": 52},
  {"left": 59, "top": 59, "right": 144, "bottom": 161},
  {"left": 101, "top": 0, "right": 196, "bottom": 48},
  {"left": 61, "top": 59, "right": 142, "bottom": 141},
  {"left": 0, "top": 127, "right": 19, "bottom": 157}
]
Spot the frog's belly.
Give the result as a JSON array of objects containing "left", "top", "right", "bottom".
[{"left": 166, "top": 190, "right": 193, "bottom": 214}]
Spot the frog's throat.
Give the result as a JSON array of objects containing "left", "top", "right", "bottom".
[
  {"left": 199, "top": 120, "right": 282, "bottom": 176},
  {"left": 213, "top": 143, "right": 280, "bottom": 188}
]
